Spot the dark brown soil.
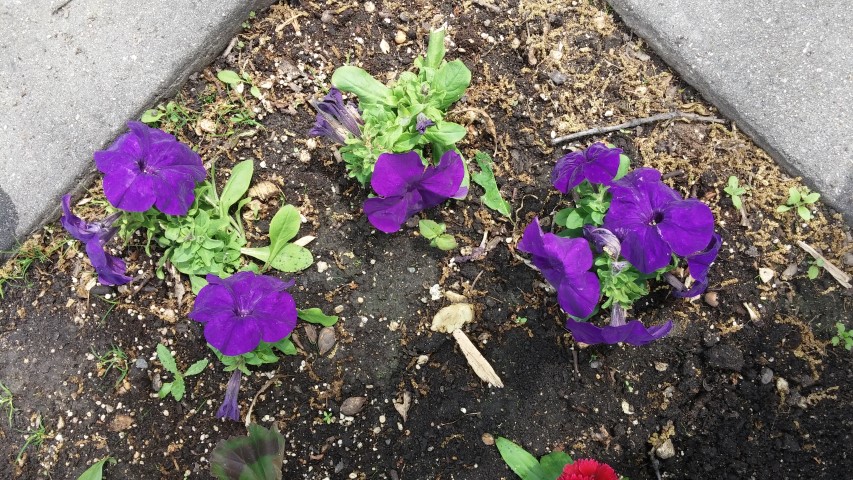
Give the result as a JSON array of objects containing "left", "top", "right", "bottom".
[{"left": 2, "top": 1, "right": 853, "bottom": 479}]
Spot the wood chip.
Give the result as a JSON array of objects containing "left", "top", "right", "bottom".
[
  {"left": 797, "top": 241, "right": 851, "bottom": 288},
  {"left": 451, "top": 329, "right": 504, "bottom": 388},
  {"left": 108, "top": 414, "right": 134, "bottom": 432}
]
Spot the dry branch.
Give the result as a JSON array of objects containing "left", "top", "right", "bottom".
[
  {"left": 797, "top": 241, "right": 851, "bottom": 289},
  {"left": 551, "top": 111, "right": 727, "bottom": 145}
]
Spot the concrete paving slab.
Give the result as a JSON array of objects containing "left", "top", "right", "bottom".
[
  {"left": 0, "top": 0, "right": 276, "bottom": 252},
  {"left": 606, "top": 0, "right": 853, "bottom": 219}
]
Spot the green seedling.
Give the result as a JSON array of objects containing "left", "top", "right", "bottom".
[
  {"left": 0, "top": 238, "right": 58, "bottom": 298},
  {"left": 418, "top": 219, "right": 457, "bottom": 251},
  {"left": 76, "top": 456, "right": 116, "bottom": 480},
  {"left": 776, "top": 186, "right": 820, "bottom": 221},
  {"left": 322, "top": 411, "right": 334, "bottom": 424},
  {"left": 217, "top": 69, "right": 263, "bottom": 100},
  {"left": 471, "top": 151, "right": 512, "bottom": 219},
  {"left": 140, "top": 100, "right": 197, "bottom": 130},
  {"left": 157, "top": 344, "right": 209, "bottom": 402},
  {"left": 91, "top": 345, "right": 129, "bottom": 389},
  {"left": 831, "top": 323, "right": 853, "bottom": 351},
  {"left": 0, "top": 381, "right": 15, "bottom": 426},
  {"left": 16, "top": 415, "right": 47, "bottom": 463},
  {"left": 807, "top": 258, "right": 824, "bottom": 280},
  {"left": 514, "top": 316, "right": 528, "bottom": 325},
  {"left": 723, "top": 175, "right": 748, "bottom": 210}
]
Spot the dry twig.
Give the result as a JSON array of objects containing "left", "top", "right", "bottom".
[
  {"left": 797, "top": 241, "right": 851, "bottom": 289},
  {"left": 551, "top": 111, "right": 727, "bottom": 145}
]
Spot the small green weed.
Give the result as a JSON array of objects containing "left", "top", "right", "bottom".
[
  {"left": 777, "top": 186, "right": 820, "bottom": 221},
  {"left": 140, "top": 100, "right": 197, "bottom": 131},
  {"left": 0, "top": 381, "right": 15, "bottom": 426},
  {"left": 418, "top": 219, "right": 457, "bottom": 251},
  {"left": 321, "top": 411, "right": 334, "bottom": 424},
  {"left": 0, "top": 239, "right": 57, "bottom": 298},
  {"left": 16, "top": 415, "right": 47, "bottom": 463},
  {"left": 807, "top": 258, "right": 824, "bottom": 280},
  {"left": 92, "top": 345, "right": 129, "bottom": 389},
  {"left": 157, "top": 344, "right": 209, "bottom": 402},
  {"left": 723, "top": 175, "right": 748, "bottom": 210},
  {"left": 831, "top": 323, "right": 853, "bottom": 351}
]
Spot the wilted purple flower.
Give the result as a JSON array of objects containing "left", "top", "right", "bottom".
[
  {"left": 552, "top": 143, "right": 622, "bottom": 193},
  {"left": 308, "top": 88, "right": 362, "bottom": 143},
  {"left": 189, "top": 271, "right": 298, "bottom": 356},
  {"left": 604, "top": 168, "right": 714, "bottom": 274},
  {"left": 583, "top": 225, "right": 621, "bottom": 258},
  {"left": 671, "top": 233, "right": 722, "bottom": 298},
  {"left": 364, "top": 150, "right": 464, "bottom": 233},
  {"left": 416, "top": 113, "right": 435, "bottom": 134},
  {"left": 216, "top": 370, "right": 242, "bottom": 421},
  {"left": 60, "top": 194, "right": 131, "bottom": 286},
  {"left": 518, "top": 217, "right": 600, "bottom": 318},
  {"left": 565, "top": 303, "right": 673, "bottom": 346},
  {"left": 94, "top": 122, "right": 205, "bottom": 215}
]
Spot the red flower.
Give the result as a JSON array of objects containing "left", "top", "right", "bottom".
[{"left": 557, "top": 459, "right": 618, "bottom": 480}]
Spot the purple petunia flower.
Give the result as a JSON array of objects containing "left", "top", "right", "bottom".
[
  {"left": 518, "top": 217, "right": 600, "bottom": 318},
  {"left": 671, "top": 233, "right": 722, "bottom": 298},
  {"left": 217, "top": 370, "right": 242, "bottom": 421},
  {"left": 583, "top": 225, "right": 621, "bottom": 258},
  {"left": 308, "top": 88, "right": 363, "bottom": 144},
  {"left": 604, "top": 168, "right": 714, "bottom": 275},
  {"left": 60, "top": 194, "right": 131, "bottom": 286},
  {"left": 415, "top": 113, "right": 435, "bottom": 134},
  {"left": 363, "top": 150, "right": 464, "bottom": 233},
  {"left": 552, "top": 143, "right": 622, "bottom": 193},
  {"left": 565, "top": 303, "right": 673, "bottom": 346},
  {"left": 94, "top": 122, "right": 205, "bottom": 216},
  {"left": 189, "top": 271, "right": 298, "bottom": 356}
]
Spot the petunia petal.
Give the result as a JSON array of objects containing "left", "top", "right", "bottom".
[
  {"left": 658, "top": 199, "right": 715, "bottom": 256},
  {"left": 556, "top": 271, "right": 601, "bottom": 318},
  {"left": 565, "top": 317, "right": 673, "bottom": 346},
  {"left": 102, "top": 169, "right": 157, "bottom": 212},
  {"left": 364, "top": 194, "right": 414, "bottom": 233},
  {"left": 416, "top": 149, "right": 465, "bottom": 208},
  {"left": 370, "top": 151, "right": 425, "bottom": 197},
  {"left": 616, "top": 222, "right": 673, "bottom": 274},
  {"left": 205, "top": 317, "right": 262, "bottom": 356},
  {"left": 685, "top": 233, "right": 722, "bottom": 284}
]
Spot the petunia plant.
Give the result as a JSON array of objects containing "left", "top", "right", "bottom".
[
  {"left": 309, "top": 27, "right": 471, "bottom": 233},
  {"left": 518, "top": 143, "right": 720, "bottom": 346}
]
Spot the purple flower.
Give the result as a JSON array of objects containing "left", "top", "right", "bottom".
[
  {"left": 518, "top": 217, "right": 600, "bottom": 318},
  {"left": 308, "top": 88, "right": 362, "bottom": 143},
  {"left": 189, "top": 271, "right": 298, "bottom": 356},
  {"left": 552, "top": 143, "right": 622, "bottom": 193},
  {"left": 60, "top": 194, "right": 131, "bottom": 286},
  {"left": 671, "top": 233, "right": 722, "bottom": 298},
  {"left": 416, "top": 113, "right": 435, "bottom": 134},
  {"left": 604, "top": 168, "right": 714, "bottom": 275},
  {"left": 94, "top": 122, "right": 205, "bottom": 215},
  {"left": 216, "top": 370, "right": 242, "bottom": 421},
  {"left": 583, "top": 225, "right": 621, "bottom": 258},
  {"left": 364, "top": 150, "right": 464, "bottom": 233},
  {"left": 565, "top": 304, "right": 673, "bottom": 346}
]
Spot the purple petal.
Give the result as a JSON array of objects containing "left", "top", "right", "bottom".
[
  {"left": 556, "top": 271, "right": 601, "bottom": 318},
  {"left": 552, "top": 143, "right": 621, "bottom": 193},
  {"left": 60, "top": 195, "right": 95, "bottom": 243},
  {"left": 583, "top": 225, "right": 621, "bottom": 257},
  {"left": 416, "top": 113, "right": 435, "bottom": 134},
  {"left": 565, "top": 317, "right": 673, "bottom": 346},
  {"left": 216, "top": 370, "right": 242, "bottom": 421},
  {"left": 417, "top": 150, "right": 465, "bottom": 208},
  {"left": 250, "top": 292, "right": 297, "bottom": 343},
  {"left": 685, "top": 233, "right": 722, "bottom": 284},
  {"left": 313, "top": 88, "right": 362, "bottom": 138},
  {"left": 205, "top": 317, "right": 262, "bottom": 356},
  {"left": 671, "top": 278, "right": 708, "bottom": 298},
  {"left": 103, "top": 171, "right": 157, "bottom": 212},
  {"left": 616, "top": 222, "right": 673, "bottom": 274},
  {"left": 364, "top": 194, "right": 413, "bottom": 233},
  {"left": 370, "top": 151, "right": 425, "bottom": 197},
  {"left": 658, "top": 199, "right": 715, "bottom": 257},
  {"left": 152, "top": 169, "right": 197, "bottom": 215},
  {"left": 309, "top": 114, "right": 347, "bottom": 144}
]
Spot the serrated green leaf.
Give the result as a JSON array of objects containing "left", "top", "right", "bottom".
[
  {"left": 171, "top": 376, "right": 186, "bottom": 401},
  {"left": 471, "top": 151, "right": 512, "bottom": 218},
  {"left": 332, "top": 66, "right": 392, "bottom": 106},
  {"left": 419, "top": 219, "right": 445, "bottom": 239},
  {"left": 184, "top": 358, "right": 209, "bottom": 377},
  {"left": 539, "top": 451, "right": 573, "bottom": 479},
  {"left": 157, "top": 344, "right": 178, "bottom": 374},
  {"left": 495, "top": 437, "right": 548, "bottom": 480},
  {"left": 217, "top": 70, "right": 242, "bottom": 86},
  {"left": 76, "top": 456, "right": 116, "bottom": 480},
  {"left": 220, "top": 160, "right": 254, "bottom": 216},
  {"left": 432, "top": 234, "right": 458, "bottom": 251},
  {"left": 298, "top": 308, "right": 339, "bottom": 327}
]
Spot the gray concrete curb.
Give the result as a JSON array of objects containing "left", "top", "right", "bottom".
[
  {"left": 0, "top": 0, "right": 277, "bottom": 253},
  {"left": 606, "top": 0, "right": 853, "bottom": 221}
]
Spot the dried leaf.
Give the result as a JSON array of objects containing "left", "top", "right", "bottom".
[
  {"left": 451, "top": 329, "right": 503, "bottom": 388},
  {"left": 430, "top": 303, "right": 474, "bottom": 333},
  {"left": 393, "top": 391, "right": 411, "bottom": 422},
  {"left": 304, "top": 324, "right": 318, "bottom": 345},
  {"left": 247, "top": 181, "right": 280, "bottom": 200},
  {"left": 317, "top": 327, "right": 336, "bottom": 356},
  {"left": 340, "top": 396, "right": 367, "bottom": 416}
]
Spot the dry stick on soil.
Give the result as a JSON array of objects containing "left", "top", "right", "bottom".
[
  {"left": 245, "top": 374, "right": 284, "bottom": 428},
  {"left": 451, "top": 329, "right": 505, "bottom": 388},
  {"left": 551, "top": 111, "right": 728, "bottom": 145},
  {"left": 797, "top": 241, "right": 852, "bottom": 289}
]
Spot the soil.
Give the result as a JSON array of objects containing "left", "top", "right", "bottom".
[{"left": 2, "top": 1, "right": 853, "bottom": 479}]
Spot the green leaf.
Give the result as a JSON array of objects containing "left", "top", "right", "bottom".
[
  {"left": 76, "top": 456, "right": 116, "bottom": 480},
  {"left": 495, "top": 437, "right": 548, "bottom": 480},
  {"left": 797, "top": 205, "right": 812, "bottom": 221},
  {"left": 268, "top": 205, "right": 301, "bottom": 263},
  {"left": 332, "top": 66, "right": 392, "bottom": 106},
  {"left": 425, "top": 28, "right": 446, "bottom": 69},
  {"left": 171, "top": 376, "right": 186, "bottom": 401},
  {"left": 219, "top": 160, "right": 254, "bottom": 215},
  {"left": 157, "top": 344, "right": 178, "bottom": 374},
  {"left": 776, "top": 205, "right": 791, "bottom": 213},
  {"left": 298, "top": 308, "right": 339, "bottom": 327},
  {"left": 539, "top": 451, "right": 573, "bottom": 479},
  {"left": 250, "top": 85, "right": 262, "bottom": 99},
  {"left": 184, "top": 358, "right": 209, "bottom": 377},
  {"left": 189, "top": 274, "right": 208, "bottom": 294},
  {"left": 423, "top": 121, "right": 466, "bottom": 145},
  {"left": 787, "top": 187, "right": 801, "bottom": 205},
  {"left": 211, "top": 424, "right": 286, "bottom": 480},
  {"left": 419, "top": 219, "right": 445, "bottom": 239},
  {"left": 731, "top": 195, "right": 742, "bottom": 210},
  {"left": 217, "top": 70, "right": 243, "bottom": 86},
  {"left": 803, "top": 191, "right": 820, "bottom": 204},
  {"left": 807, "top": 264, "right": 819, "bottom": 279},
  {"left": 614, "top": 153, "right": 631, "bottom": 181},
  {"left": 433, "top": 234, "right": 458, "bottom": 251},
  {"left": 272, "top": 337, "right": 297, "bottom": 356},
  {"left": 140, "top": 109, "right": 163, "bottom": 124},
  {"left": 471, "top": 151, "right": 512, "bottom": 218},
  {"left": 564, "top": 210, "right": 586, "bottom": 230},
  {"left": 158, "top": 382, "right": 173, "bottom": 399},
  {"left": 431, "top": 60, "right": 471, "bottom": 109},
  {"left": 241, "top": 244, "right": 314, "bottom": 273}
]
